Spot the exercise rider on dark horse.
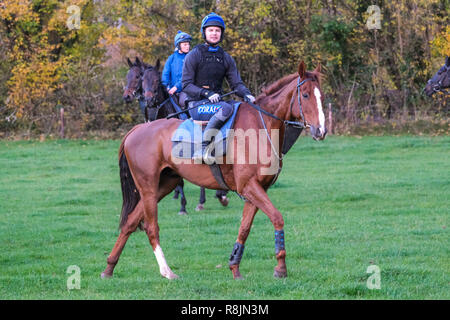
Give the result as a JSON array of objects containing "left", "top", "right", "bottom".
[
  {"left": 424, "top": 56, "right": 450, "bottom": 97},
  {"left": 182, "top": 12, "right": 256, "bottom": 163}
]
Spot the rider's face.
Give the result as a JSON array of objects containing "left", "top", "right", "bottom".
[
  {"left": 179, "top": 42, "right": 190, "bottom": 54},
  {"left": 204, "top": 26, "right": 222, "bottom": 45}
]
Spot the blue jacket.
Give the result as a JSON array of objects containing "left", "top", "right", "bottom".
[{"left": 162, "top": 51, "right": 187, "bottom": 93}]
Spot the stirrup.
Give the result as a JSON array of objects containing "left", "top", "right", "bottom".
[{"left": 202, "top": 143, "right": 216, "bottom": 165}]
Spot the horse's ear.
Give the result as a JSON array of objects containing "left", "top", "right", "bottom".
[
  {"left": 314, "top": 62, "right": 322, "bottom": 74},
  {"left": 155, "top": 59, "right": 161, "bottom": 71},
  {"left": 298, "top": 61, "right": 306, "bottom": 79},
  {"left": 446, "top": 56, "right": 450, "bottom": 67},
  {"left": 127, "top": 57, "right": 133, "bottom": 68},
  {"left": 135, "top": 57, "right": 142, "bottom": 67}
]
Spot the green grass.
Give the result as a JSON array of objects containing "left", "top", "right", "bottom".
[{"left": 0, "top": 136, "right": 448, "bottom": 299}]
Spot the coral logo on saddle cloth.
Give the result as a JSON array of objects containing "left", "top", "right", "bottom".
[{"left": 198, "top": 104, "right": 222, "bottom": 114}]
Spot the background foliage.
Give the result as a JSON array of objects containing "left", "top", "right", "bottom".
[{"left": 0, "top": 0, "right": 449, "bottom": 137}]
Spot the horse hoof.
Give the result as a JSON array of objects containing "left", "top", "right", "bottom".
[
  {"left": 101, "top": 272, "right": 112, "bottom": 279},
  {"left": 219, "top": 196, "right": 229, "bottom": 207},
  {"left": 234, "top": 274, "right": 243, "bottom": 280},
  {"left": 178, "top": 211, "right": 187, "bottom": 215},
  {"left": 163, "top": 272, "right": 179, "bottom": 280},
  {"left": 195, "top": 204, "right": 204, "bottom": 211},
  {"left": 273, "top": 268, "right": 287, "bottom": 278}
]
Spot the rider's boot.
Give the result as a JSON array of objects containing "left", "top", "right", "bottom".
[{"left": 192, "top": 115, "right": 226, "bottom": 164}]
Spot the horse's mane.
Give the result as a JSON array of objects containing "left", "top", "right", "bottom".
[
  {"left": 260, "top": 73, "right": 298, "bottom": 96},
  {"left": 255, "top": 70, "right": 324, "bottom": 109}
]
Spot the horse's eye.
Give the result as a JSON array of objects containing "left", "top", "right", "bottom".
[{"left": 303, "top": 93, "right": 309, "bottom": 99}]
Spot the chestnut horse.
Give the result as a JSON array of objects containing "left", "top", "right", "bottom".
[{"left": 102, "top": 61, "right": 327, "bottom": 280}]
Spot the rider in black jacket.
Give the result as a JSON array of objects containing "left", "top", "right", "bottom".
[{"left": 182, "top": 12, "right": 255, "bottom": 163}]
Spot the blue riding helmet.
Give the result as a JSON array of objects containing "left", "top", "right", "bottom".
[
  {"left": 174, "top": 31, "right": 192, "bottom": 50},
  {"left": 200, "top": 12, "right": 225, "bottom": 42}
]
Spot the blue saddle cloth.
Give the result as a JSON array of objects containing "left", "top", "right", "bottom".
[{"left": 171, "top": 102, "right": 241, "bottom": 159}]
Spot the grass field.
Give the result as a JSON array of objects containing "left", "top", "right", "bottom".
[{"left": 0, "top": 135, "right": 448, "bottom": 300}]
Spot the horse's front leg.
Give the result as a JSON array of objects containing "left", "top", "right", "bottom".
[
  {"left": 242, "top": 180, "right": 287, "bottom": 278},
  {"left": 229, "top": 201, "right": 258, "bottom": 279},
  {"left": 195, "top": 187, "right": 206, "bottom": 211}
]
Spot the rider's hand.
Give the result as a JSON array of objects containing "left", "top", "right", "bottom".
[
  {"left": 204, "top": 90, "right": 220, "bottom": 103},
  {"left": 168, "top": 86, "right": 177, "bottom": 95},
  {"left": 244, "top": 94, "right": 256, "bottom": 103},
  {"left": 208, "top": 93, "right": 220, "bottom": 103}
]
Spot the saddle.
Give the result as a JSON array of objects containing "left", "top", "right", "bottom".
[{"left": 171, "top": 102, "right": 241, "bottom": 159}]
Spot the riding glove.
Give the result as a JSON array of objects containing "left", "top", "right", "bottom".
[
  {"left": 204, "top": 90, "right": 221, "bottom": 103},
  {"left": 244, "top": 94, "right": 256, "bottom": 103}
]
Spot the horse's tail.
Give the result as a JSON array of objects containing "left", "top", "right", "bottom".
[{"left": 118, "top": 126, "right": 142, "bottom": 229}]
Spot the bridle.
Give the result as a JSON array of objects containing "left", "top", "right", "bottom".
[
  {"left": 288, "top": 77, "right": 313, "bottom": 129},
  {"left": 124, "top": 66, "right": 143, "bottom": 100},
  {"left": 142, "top": 67, "right": 171, "bottom": 122},
  {"left": 250, "top": 76, "right": 315, "bottom": 160},
  {"left": 142, "top": 67, "right": 161, "bottom": 103}
]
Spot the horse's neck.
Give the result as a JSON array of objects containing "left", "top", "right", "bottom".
[
  {"left": 157, "top": 83, "right": 169, "bottom": 103},
  {"left": 259, "top": 85, "right": 296, "bottom": 131}
]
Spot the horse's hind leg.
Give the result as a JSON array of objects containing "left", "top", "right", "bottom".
[
  {"left": 177, "top": 180, "right": 188, "bottom": 215},
  {"left": 101, "top": 201, "right": 144, "bottom": 278},
  {"left": 229, "top": 201, "right": 258, "bottom": 279}
]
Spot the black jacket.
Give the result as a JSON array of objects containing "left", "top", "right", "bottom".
[{"left": 182, "top": 44, "right": 251, "bottom": 100}]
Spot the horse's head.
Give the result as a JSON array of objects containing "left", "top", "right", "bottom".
[
  {"left": 424, "top": 56, "right": 450, "bottom": 97},
  {"left": 293, "top": 61, "right": 327, "bottom": 141},
  {"left": 142, "top": 59, "right": 162, "bottom": 107},
  {"left": 123, "top": 57, "right": 145, "bottom": 103}
]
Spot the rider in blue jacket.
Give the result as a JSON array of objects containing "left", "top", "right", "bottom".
[
  {"left": 162, "top": 31, "right": 192, "bottom": 106},
  {"left": 182, "top": 13, "right": 255, "bottom": 162}
]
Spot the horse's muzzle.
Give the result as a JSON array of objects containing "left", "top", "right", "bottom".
[
  {"left": 310, "top": 125, "right": 327, "bottom": 141},
  {"left": 123, "top": 94, "right": 133, "bottom": 103}
]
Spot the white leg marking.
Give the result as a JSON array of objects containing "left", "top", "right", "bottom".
[
  {"left": 314, "top": 87, "right": 326, "bottom": 134},
  {"left": 153, "top": 245, "right": 178, "bottom": 279}
]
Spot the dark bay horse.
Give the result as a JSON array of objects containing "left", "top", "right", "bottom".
[
  {"left": 123, "top": 57, "right": 148, "bottom": 118},
  {"left": 102, "top": 61, "right": 327, "bottom": 280},
  {"left": 424, "top": 56, "right": 450, "bottom": 97}
]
